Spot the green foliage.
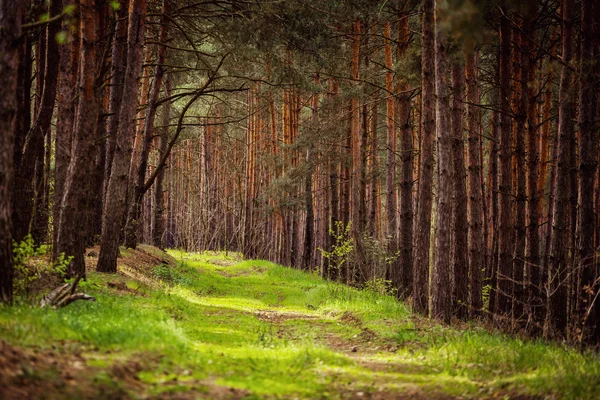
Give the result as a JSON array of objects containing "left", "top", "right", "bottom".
[
  {"left": 482, "top": 282, "right": 492, "bottom": 311},
  {"left": 318, "top": 221, "right": 354, "bottom": 278},
  {"left": 63, "top": 4, "right": 76, "bottom": 15},
  {"left": 363, "top": 278, "right": 396, "bottom": 298},
  {"left": 12, "top": 235, "right": 71, "bottom": 297},
  {"left": 0, "top": 250, "right": 598, "bottom": 399},
  {"left": 360, "top": 233, "right": 398, "bottom": 283},
  {"left": 151, "top": 263, "right": 191, "bottom": 286},
  {"left": 55, "top": 31, "right": 68, "bottom": 44}
]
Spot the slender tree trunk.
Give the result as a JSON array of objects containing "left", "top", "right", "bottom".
[
  {"left": 513, "top": 15, "right": 530, "bottom": 323},
  {"left": 98, "top": 0, "right": 148, "bottom": 273},
  {"left": 431, "top": 5, "right": 452, "bottom": 324},
  {"left": 55, "top": 0, "right": 100, "bottom": 279},
  {"left": 495, "top": 10, "right": 513, "bottom": 317},
  {"left": 466, "top": 51, "right": 483, "bottom": 317},
  {"left": 14, "top": 0, "right": 61, "bottom": 243},
  {"left": 54, "top": 5, "right": 78, "bottom": 252},
  {"left": 125, "top": 0, "right": 168, "bottom": 248},
  {"left": 369, "top": 91, "right": 379, "bottom": 238},
  {"left": 413, "top": 0, "right": 435, "bottom": 315},
  {"left": 524, "top": 15, "right": 542, "bottom": 329},
  {"left": 398, "top": 10, "right": 413, "bottom": 299},
  {"left": 536, "top": 59, "right": 554, "bottom": 326},
  {"left": 350, "top": 20, "right": 365, "bottom": 282},
  {"left": 0, "top": 0, "right": 23, "bottom": 304},
  {"left": 303, "top": 81, "right": 319, "bottom": 270},
  {"left": 13, "top": 35, "right": 32, "bottom": 245},
  {"left": 577, "top": 0, "right": 599, "bottom": 343},
  {"left": 487, "top": 100, "right": 499, "bottom": 314},
  {"left": 104, "top": 0, "right": 128, "bottom": 200},
  {"left": 384, "top": 21, "right": 398, "bottom": 288},
  {"left": 450, "top": 59, "right": 468, "bottom": 320},
  {"left": 153, "top": 76, "right": 172, "bottom": 249},
  {"left": 548, "top": 0, "right": 574, "bottom": 337}
]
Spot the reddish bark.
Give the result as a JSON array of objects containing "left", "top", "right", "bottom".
[
  {"left": 54, "top": 0, "right": 101, "bottom": 279},
  {"left": 495, "top": 11, "right": 513, "bottom": 317},
  {"left": 98, "top": 0, "right": 148, "bottom": 273},
  {"left": 547, "top": 0, "right": 574, "bottom": 337},
  {"left": 125, "top": 0, "right": 169, "bottom": 248},
  {"left": 451, "top": 59, "right": 468, "bottom": 320},
  {"left": 384, "top": 21, "right": 398, "bottom": 288},
  {"left": 398, "top": 10, "right": 413, "bottom": 298},
  {"left": 413, "top": 0, "right": 435, "bottom": 315},
  {"left": 466, "top": 51, "right": 483, "bottom": 317},
  {"left": 431, "top": 7, "right": 452, "bottom": 324}
]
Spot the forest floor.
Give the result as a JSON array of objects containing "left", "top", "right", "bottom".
[{"left": 1, "top": 247, "right": 599, "bottom": 399}]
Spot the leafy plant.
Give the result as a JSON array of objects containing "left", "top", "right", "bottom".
[
  {"left": 363, "top": 278, "right": 396, "bottom": 298},
  {"left": 151, "top": 263, "right": 190, "bottom": 286},
  {"left": 12, "top": 235, "right": 71, "bottom": 297},
  {"left": 318, "top": 221, "right": 354, "bottom": 279}
]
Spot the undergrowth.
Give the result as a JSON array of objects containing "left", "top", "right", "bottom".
[{"left": 0, "top": 249, "right": 598, "bottom": 399}]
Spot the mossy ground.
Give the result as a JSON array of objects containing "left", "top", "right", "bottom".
[{"left": 1, "top": 248, "right": 599, "bottom": 399}]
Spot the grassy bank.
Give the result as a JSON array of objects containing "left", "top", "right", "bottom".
[{"left": 0, "top": 248, "right": 598, "bottom": 399}]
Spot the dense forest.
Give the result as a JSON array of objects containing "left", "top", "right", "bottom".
[{"left": 1, "top": 0, "right": 600, "bottom": 349}]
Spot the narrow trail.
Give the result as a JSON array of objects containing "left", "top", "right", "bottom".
[{"left": 1, "top": 247, "right": 597, "bottom": 399}]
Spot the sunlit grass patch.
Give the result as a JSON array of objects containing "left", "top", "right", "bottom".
[{"left": 1, "top": 248, "right": 599, "bottom": 399}]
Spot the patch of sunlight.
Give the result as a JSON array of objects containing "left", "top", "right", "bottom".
[{"left": 171, "top": 286, "right": 270, "bottom": 312}]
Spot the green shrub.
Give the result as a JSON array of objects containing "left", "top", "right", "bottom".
[{"left": 12, "top": 235, "right": 72, "bottom": 297}]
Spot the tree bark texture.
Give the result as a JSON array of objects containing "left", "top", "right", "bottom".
[
  {"left": 466, "top": 51, "right": 483, "bottom": 318},
  {"left": 548, "top": 0, "right": 574, "bottom": 337},
  {"left": 413, "top": 0, "right": 435, "bottom": 315},
  {"left": 431, "top": 7, "right": 452, "bottom": 324},
  {"left": 0, "top": 0, "right": 22, "bottom": 304},
  {"left": 55, "top": 0, "right": 100, "bottom": 279},
  {"left": 98, "top": 0, "right": 148, "bottom": 273}
]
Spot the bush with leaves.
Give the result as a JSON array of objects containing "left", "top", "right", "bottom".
[
  {"left": 13, "top": 235, "right": 72, "bottom": 298},
  {"left": 318, "top": 221, "right": 354, "bottom": 280}
]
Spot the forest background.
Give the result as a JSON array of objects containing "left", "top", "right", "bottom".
[{"left": 0, "top": 0, "right": 599, "bottom": 347}]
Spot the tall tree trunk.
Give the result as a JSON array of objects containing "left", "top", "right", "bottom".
[
  {"left": 413, "top": 0, "right": 435, "bottom": 315},
  {"left": 104, "top": 0, "right": 128, "bottom": 201},
  {"left": 398, "top": 10, "right": 413, "bottom": 299},
  {"left": 54, "top": 4, "right": 78, "bottom": 252},
  {"left": 55, "top": 0, "right": 100, "bottom": 279},
  {"left": 369, "top": 91, "right": 379, "bottom": 238},
  {"left": 14, "top": 0, "right": 61, "bottom": 243},
  {"left": 451, "top": 58, "right": 468, "bottom": 320},
  {"left": 577, "top": 0, "right": 599, "bottom": 343},
  {"left": 466, "top": 51, "right": 483, "bottom": 317},
  {"left": 153, "top": 76, "right": 172, "bottom": 249},
  {"left": 536, "top": 57, "right": 554, "bottom": 326},
  {"left": 125, "top": 0, "right": 168, "bottom": 248},
  {"left": 524, "top": 14, "right": 542, "bottom": 330},
  {"left": 97, "top": 0, "right": 148, "bottom": 273},
  {"left": 384, "top": 21, "right": 398, "bottom": 288},
  {"left": 513, "top": 15, "right": 530, "bottom": 323},
  {"left": 0, "top": 0, "right": 23, "bottom": 304},
  {"left": 303, "top": 81, "right": 319, "bottom": 270},
  {"left": 350, "top": 20, "right": 365, "bottom": 282},
  {"left": 495, "top": 10, "right": 513, "bottom": 317},
  {"left": 547, "top": 0, "right": 574, "bottom": 337},
  {"left": 13, "top": 35, "right": 32, "bottom": 246},
  {"left": 431, "top": 5, "right": 452, "bottom": 324}
]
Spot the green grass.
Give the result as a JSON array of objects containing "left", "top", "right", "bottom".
[{"left": 0, "top": 249, "right": 599, "bottom": 399}]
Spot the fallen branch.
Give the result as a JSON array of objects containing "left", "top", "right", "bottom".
[{"left": 40, "top": 275, "right": 96, "bottom": 308}]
